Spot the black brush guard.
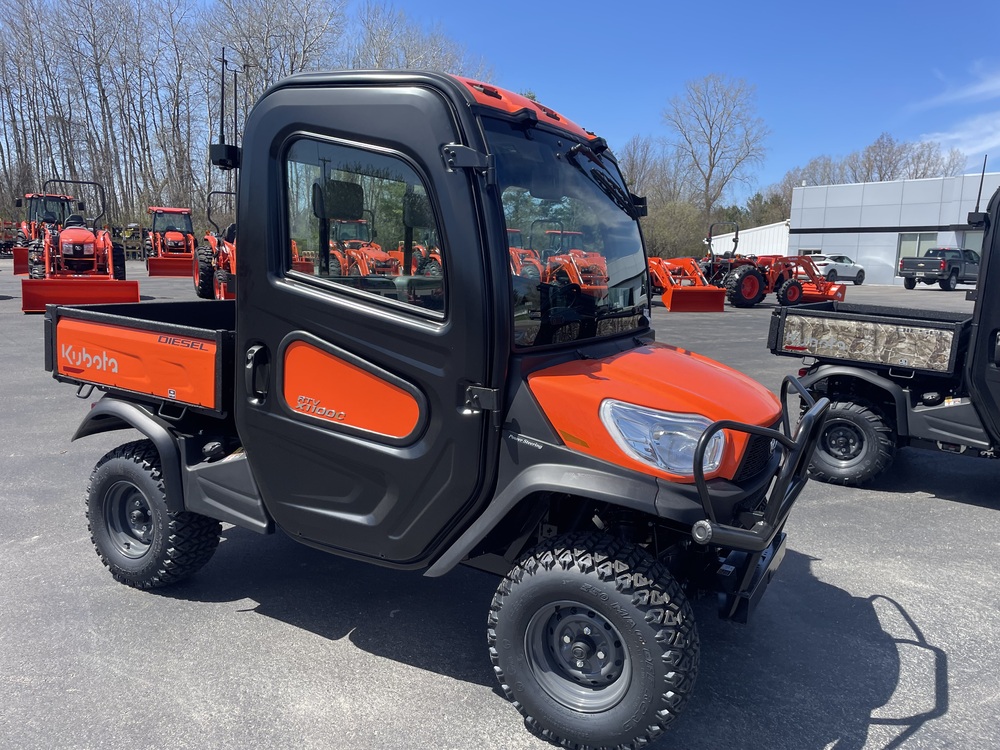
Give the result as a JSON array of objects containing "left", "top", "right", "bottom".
[{"left": 691, "top": 376, "right": 829, "bottom": 622}]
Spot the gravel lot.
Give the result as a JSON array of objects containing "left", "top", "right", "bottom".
[{"left": 1, "top": 260, "right": 996, "bottom": 750}]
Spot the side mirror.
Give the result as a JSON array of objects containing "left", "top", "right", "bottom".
[
  {"left": 14, "top": 198, "right": 22, "bottom": 208},
  {"left": 77, "top": 202, "right": 86, "bottom": 212},
  {"left": 311, "top": 182, "right": 326, "bottom": 220},
  {"left": 313, "top": 179, "right": 363, "bottom": 221},
  {"left": 403, "top": 191, "right": 433, "bottom": 229}
]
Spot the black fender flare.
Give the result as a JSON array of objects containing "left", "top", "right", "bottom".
[
  {"left": 73, "top": 398, "right": 185, "bottom": 513},
  {"left": 799, "top": 365, "right": 909, "bottom": 437},
  {"left": 424, "top": 461, "right": 660, "bottom": 577}
]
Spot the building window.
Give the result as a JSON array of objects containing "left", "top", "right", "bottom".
[
  {"left": 897, "top": 232, "right": 938, "bottom": 266},
  {"left": 963, "top": 230, "right": 984, "bottom": 252}
]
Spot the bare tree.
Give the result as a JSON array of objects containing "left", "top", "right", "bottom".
[
  {"left": 342, "top": 1, "right": 492, "bottom": 79},
  {"left": 662, "top": 74, "right": 769, "bottom": 223}
]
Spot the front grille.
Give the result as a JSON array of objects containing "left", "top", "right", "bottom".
[{"left": 734, "top": 430, "right": 777, "bottom": 482}]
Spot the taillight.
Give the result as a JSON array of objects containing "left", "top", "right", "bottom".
[
  {"left": 940, "top": 259, "right": 946, "bottom": 271},
  {"left": 899, "top": 259, "right": 904, "bottom": 271}
]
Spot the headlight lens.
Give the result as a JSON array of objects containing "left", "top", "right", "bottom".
[{"left": 600, "top": 400, "right": 726, "bottom": 476}]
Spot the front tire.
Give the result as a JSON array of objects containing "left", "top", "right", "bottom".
[
  {"left": 726, "top": 265, "right": 766, "bottom": 307},
  {"left": 809, "top": 400, "right": 894, "bottom": 486},
  {"left": 854, "top": 269, "right": 865, "bottom": 285},
  {"left": 193, "top": 247, "right": 214, "bottom": 299},
  {"left": 489, "top": 533, "right": 699, "bottom": 750},
  {"left": 777, "top": 278, "right": 803, "bottom": 305},
  {"left": 86, "top": 440, "right": 221, "bottom": 589}
]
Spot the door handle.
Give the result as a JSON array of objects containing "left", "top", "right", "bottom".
[{"left": 245, "top": 344, "right": 270, "bottom": 402}]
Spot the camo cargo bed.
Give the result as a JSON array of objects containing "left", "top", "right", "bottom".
[{"left": 767, "top": 302, "right": 971, "bottom": 374}]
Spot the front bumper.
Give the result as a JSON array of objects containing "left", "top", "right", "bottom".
[
  {"left": 691, "top": 375, "right": 828, "bottom": 620},
  {"left": 691, "top": 375, "right": 828, "bottom": 552}
]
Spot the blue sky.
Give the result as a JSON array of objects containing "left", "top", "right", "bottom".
[{"left": 395, "top": 0, "right": 999, "bottom": 198}]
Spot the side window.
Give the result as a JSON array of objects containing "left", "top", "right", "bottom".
[
  {"left": 965, "top": 249, "right": 980, "bottom": 264},
  {"left": 284, "top": 137, "right": 445, "bottom": 313}
]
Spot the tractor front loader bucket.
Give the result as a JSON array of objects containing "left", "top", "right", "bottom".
[
  {"left": 659, "top": 257, "right": 727, "bottom": 312},
  {"left": 21, "top": 278, "right": 140, "bottom": 313},
  {"left": 13, "top": 246, "right": 29, "bottom": 275},
  {"left": 146, "top": 256, "right": 194, "bottom": 277},
  {"left": 662, "top": 284, "right": 728, "bottom": 312}
]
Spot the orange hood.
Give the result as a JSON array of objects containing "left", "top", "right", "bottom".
[{"left": 527, "top": 343, "right": 781, "bottom": 482}]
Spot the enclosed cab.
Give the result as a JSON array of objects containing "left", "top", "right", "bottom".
[{"left": 46, "top": 72, "right": 829, "bottom": 749}]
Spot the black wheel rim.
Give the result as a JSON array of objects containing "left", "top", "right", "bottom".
[
  {"left": 524, "top": 600, "right": 631, "bottom": 713},
  {"left": 821, "top": 420, "right": 865, "bottom": 463},
  {"left": 103, "top": 480, "right": 153, "bottom": 559}
]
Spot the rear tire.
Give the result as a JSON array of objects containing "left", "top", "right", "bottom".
[
  {"left": 725, "top": 265, "right": 766, "bottom": 307},
  {"left": 86, "top": 440, "right": 221, "bottom": 589},
  {"left": 903, "top": 277, "right": 916, "bottom": 290},
  {"left": 939, "top": 271, "right": 958, "bottom": 291},
  {"left": 826, "top": 270, "right": 837, "bottom": 282},
  {"left": 489, "top": 533, "right": 699, "bottom": 750},
  {"left": 112, "top": 243, "right": 126, "bottom": 280},
  {"left": 28, "top": 240, "right": 45, "bottom": 279},
  {"left": 809, "top": 400, "right": 894, "bottom": 486}
]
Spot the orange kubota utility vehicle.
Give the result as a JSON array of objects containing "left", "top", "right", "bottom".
[
  {"left": 21, "top": 179, "right": 139, "bottom": 313},
  {"left": 44, "top": 71, "right": 829, "bottom": 750},
  {"left": 145, "top": 206, "right": 198, "bottom": 277}
]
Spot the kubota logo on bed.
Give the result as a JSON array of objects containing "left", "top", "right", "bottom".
[{"left": 60, "top": 344, "right": 119, "bottom": 373}]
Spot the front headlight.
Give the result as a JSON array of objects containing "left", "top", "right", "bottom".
[{"left": 600, "top": 400, "right": 726, "bottom": 476}]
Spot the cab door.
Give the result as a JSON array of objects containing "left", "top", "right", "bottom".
[
  {"left": 968, "top": 189, "right": 1000, "bottom": 443},
  {"left": 234, "top": 81, "right": 498, "bottom": 567}
]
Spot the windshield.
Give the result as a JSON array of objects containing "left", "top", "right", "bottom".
[
  {"left": 29, "top": 197, "right": 71, "bottom": 224},
  {"left": 334, "top": 220, "right": 371, "bottom": 243},
  {"left": 152, "top": 211, "right": 194, "bottom": 234},
  {"left": 484, "top": 118, "right": 649, "bottom": 347}
]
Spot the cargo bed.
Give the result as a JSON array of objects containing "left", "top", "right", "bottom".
[
  {"left": 767, "top": 301, "right": 971, "bottom": 374},
  {"left": 45, "top": 301, "right": 235, "bottom": 415}
]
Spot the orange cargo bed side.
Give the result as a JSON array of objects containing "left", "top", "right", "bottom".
[{"left": 45, "top": 302, "right": 235, "bottom": 415}]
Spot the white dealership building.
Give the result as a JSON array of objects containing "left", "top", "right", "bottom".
[{"left": 710, "top": 171, "right": 1000, "bottom": 285}]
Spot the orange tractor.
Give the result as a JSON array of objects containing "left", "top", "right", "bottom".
[
  {"left": 723, "top": 254, "right": 846, "bottom": 308},
  {"left": 20, "top": 180, "right": 139, "bottom": 313},
  {"left": 507, "top": 228, "right": 543, "bottom": 279},
  {"left": 537, "top": 228, "right": 608, "bottom": 294},
  {"left": 333, "top": 217, "right": 400, "bottom": 276},
  {"left": 145, "top": 206, "right": 198, "bottom": 277},
  {"left": 11, "top": 192, "right": 79, "bottom": 275},
  {"left": 194, "top": 191, "right": 237, "bottom": 300}
]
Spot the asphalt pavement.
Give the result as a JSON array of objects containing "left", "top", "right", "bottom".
[{"left": 1, "top": 261, "right": 997, "bottom": 749}]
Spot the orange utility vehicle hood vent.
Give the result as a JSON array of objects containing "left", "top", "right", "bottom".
[{"left": 527, "top": 343, "right": 782, "bottom": 482}]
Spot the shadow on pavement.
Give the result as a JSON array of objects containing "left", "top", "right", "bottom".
[
  {"left": 158, "top": 535, "right": 948, "bottom": 749},
  {"left": 865, "top": 447, "right": 999, "bottom": 508}
]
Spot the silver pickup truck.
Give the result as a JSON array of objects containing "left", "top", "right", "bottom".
[{"left": 898, "top": 245, "right": 980, "bottom": 290}]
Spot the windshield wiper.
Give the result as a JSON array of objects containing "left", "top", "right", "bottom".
[{"left": 565, "top": 144, "right": 639, "bottom": 219}]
